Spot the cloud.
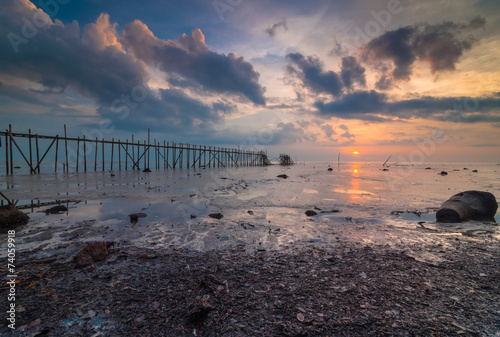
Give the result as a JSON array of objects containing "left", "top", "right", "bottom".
[
  {"left": 0, "top": 8, "right": 148, "bottom": 106},
  {"left": 97, "top": 88, "right": 228, "bottom": 133},
  {"left": 285, "top": 53, "right": 343, "bottom": 97},
  {"left": 121, "top": 22, "right": 266, "bottom": 105},
  {"left": 340, "top": 56, "right": 366, "bottom": 89},
  {"left": 315, "top": 90, "right": 389, "bottom": 121},
  {"left": 0, "top": 0, "right": 269, "bottom": 141},
  {"left": 362, "top": 17, "right": 486, "bottom": 84},
  {"left": 285, "top": 53, "right": 366, "bottom": 97},
  {"left": 265, "top": 17, "right": 288, "bottom": 37},
  {"left": 321, "top": 124, "right": 336, "bottom": 138},
  {"left": 315, "top": 91, "right": 500, "bottom": 123},
  {"left": 329, "top": 36, "right": 348, "bottom": 57}
]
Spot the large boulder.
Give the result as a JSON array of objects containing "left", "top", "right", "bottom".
[
  {"left": 0, "top": 205, "right": 29, "bottom": 228},
  {"left": 436, "top": 191, "right": 498, "bottom": 223}
]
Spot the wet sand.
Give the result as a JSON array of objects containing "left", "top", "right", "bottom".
[{"left": 0, "top": 162, "right": 499, "bottom": 335}]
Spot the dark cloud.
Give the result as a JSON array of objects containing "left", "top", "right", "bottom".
[
  {"left": 285, "top": 53, "right": 343, "bottom": 97},
  {"left": 265, "top": 17, "right": 288, "bottom": 37},
  {"left": 362, "top": 17, "right": 486, "bottom": 83},
  {"left": 285, "top": 53, "right": 366, "bottom": 97},
  {"left": 375, "top": 74, "right": 393, "bottom": 91},
  {"left": 315, "top": 91, "right": 500, "bottom": 123},
  {"left": 315, "top": 90, "right": 389, "bottom": 121},
  {"left": 0, "top": 9, "right": 148, "bottom": 106},
  {"left": 0, "top": 0, "right": 268, "bottom": 141},
  {"left": 98, "top": 88, "right": 227, "bottom": 133},
  {"left": 340, "top": 56, "right": 366, "bottom": 89},
  {"left": 121, "top": 22, "right": 266, "bottom": 105}
]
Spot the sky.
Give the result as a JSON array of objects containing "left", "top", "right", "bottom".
[{"left": 1, "top": 0, "right": 500, "bottom": 163}]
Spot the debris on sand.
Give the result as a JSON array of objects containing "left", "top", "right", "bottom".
[
  {"left": 277, "top": 174, "right": 289, "bottom": 179},
  {"left": 209, "top": 213, "right": 224, "bottom": 219},
  {"left": 45, "top": 205, "right": 68, "bottom": 214},
  {"left": 305, "top": 210, "right": 317, "bottom": 216},
  {"left": 74, "top": 242, "right": 114, "bottom": 267},
  {"left": 9, "top": 243, "right": 500, "bottom": 337}
]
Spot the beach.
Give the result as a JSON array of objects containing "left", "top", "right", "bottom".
[{"left": 1, "top": 162, "right": 499, "bottom": 336}]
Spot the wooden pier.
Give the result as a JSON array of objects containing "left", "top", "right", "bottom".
[{"left": 1, "top": 125, "right": 268, "bottom": 175}]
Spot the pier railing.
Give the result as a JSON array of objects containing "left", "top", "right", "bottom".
[{"left": 1, "top": 125, "right": 268, "bottom": 175}]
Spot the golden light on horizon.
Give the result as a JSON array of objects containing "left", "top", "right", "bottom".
[{"left": 353, "top": 151, "right": 359, "bottom": 155}]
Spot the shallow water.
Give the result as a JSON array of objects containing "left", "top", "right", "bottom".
[{"left": 1, "top": 162, "right": 499, "bottom": 262}]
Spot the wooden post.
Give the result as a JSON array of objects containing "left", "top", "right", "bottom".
[
  {"left": 55, "top": 136, "right": 59, "bottom": 172},
  {"left": 102, "top": 138, "right": 105, "bottom": 172},
  {"left": 179, "top": 143, "right": 184, "bottom": 168},
  {"left": 94, "top": 137, "right": 98, "bottom": 171},
  {"left": 9, "top": 125, "right": 13, "bottom": 174},
  {"left": 76, "top": 137, "right": 80, "bottom": 172},
  {"left": 187, "top": 144, "right": 190, "bottom": 169},
  {"left": 143, "top": 140, "right": 146, "bottom": 170},
  {"left": 35, "top": 134, "right": 40, "bottom": 173},
  {"left": 172, "top": 142, "right": 176, "bottom": 169},
  {"left": 203, "top": 145, "right": 206, "bottom": 168},
  {"left": 147, "top": 129, "right": 150, "bottom": 170},
  {"left": 64, "top": 125, "right": 69, "bottom": 172},
  {"left": 137, "top": 140, "right": 140, "bottom": 170},
  {"left": 163, "top": 141, "right": 166, "bottom": 169},
  {"left": 111, "top": 138, "right": 114, "bottom": 171},
  {"left": 4, "top": 131, "right": 8, "bottom": 175},
  {"left": 166, "top": 142, "right": 169, "bottom": 169},
  {"left": 118, "top": 139, "right": 121, "bottom": 171},
  {"left": 28, "top": 129, "right": 33, "bottom": 174},
  {"left": 83, "top": 135, "right": 87, "bottom": 173},
  {"left": 131, "top": 135, "right": 135, "bottom": 164},
  {"left": 125, "top": 139, "right": 128, "bottom": 170}
]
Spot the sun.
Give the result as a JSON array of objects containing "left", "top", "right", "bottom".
[{"left": 353, "top": 151, "right": 359, "bottom": 155}]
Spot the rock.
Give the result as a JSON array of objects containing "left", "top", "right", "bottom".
[
  {"left": 439, "top": 171, "right": 448, "bottom": 176},
  {"left": 128, "top": 213, "right": 147, "bottom": 220},
  {"left": 425, "top": 167, "right": 432, "bottom": 169},
  {"left": 0, "top": 205, "right": 29, "bottom": 227},
  {"left": 247, "top": 210, "right": 254, "bottom": 215},
  {"left": 472, "top": 170, "right": 478, "bottom": 173},
  {"left": 209, "top": 213, "right": 223, "bottom": 219},
  {"left": 436, "top": 191, "right": 498, "bottom": 223},
  {"left": 143, "top": 168, "right": 152, "bottom": 173},
  {"left": 305, "top": 210, "right": 317, "bottom": 217},
  {"left": 277, "top": 174, "right": 288, "bottom": 179},
  {"left": 45, "top": 205, "right": 68, "bottom": 214},
  {"left": 382, "top": 168, "right": 389, "bottom": 171},
  {"left": 327, "top": 168, "right": 333, "bottom": 171},
  {"left": 75, "top": 242, "right": 113, "bottom": 267}
]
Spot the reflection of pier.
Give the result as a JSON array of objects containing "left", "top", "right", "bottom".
[
  {"left": 0, "top": 194, "right": 77, "bottom": 211},
  {"left": 1, "top": 124, "right": 269, "bottom": 175}
]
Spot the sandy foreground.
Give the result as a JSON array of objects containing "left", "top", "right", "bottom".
[{"left": 1, "top": 163, "right": 499, "bottom": 336}]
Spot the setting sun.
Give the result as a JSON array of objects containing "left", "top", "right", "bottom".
[{"left": 353, "top": 151, "right": 359, "bottom": 155}]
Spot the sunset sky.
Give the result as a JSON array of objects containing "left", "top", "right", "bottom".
[{"left": 1, "top": 0, "right": 500, "bottom": 162}]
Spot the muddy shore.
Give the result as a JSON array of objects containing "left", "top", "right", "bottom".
[{"left": 1, "top": 237, "right": 499, "bottom": 337}]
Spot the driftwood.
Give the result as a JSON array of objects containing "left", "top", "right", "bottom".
[{"left": 436, "top": 191, "right": 498, "bottom": 223}]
